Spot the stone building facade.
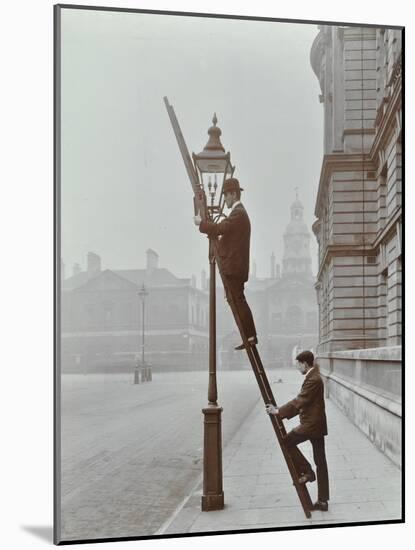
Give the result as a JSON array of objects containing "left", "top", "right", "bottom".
[
  {"left": 61, "top": 249, "right": 209, "bottom": 372},
  {"left": 310, "top": 25, "right": 402, "bottom": 465},
  {"left": 311, "top": 25, "right": 402, "bottom": 352}
]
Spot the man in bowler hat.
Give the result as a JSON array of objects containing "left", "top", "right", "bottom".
[
  {"left": 266, "top": 350, "right": 330, "bottom": 511},
  {"left": 193, "top": 177, "right": 258, "bottom": 350}
]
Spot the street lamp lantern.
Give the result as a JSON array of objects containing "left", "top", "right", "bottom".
[{"left": 193, "top": 114, "right": 234, "bottom": 214}]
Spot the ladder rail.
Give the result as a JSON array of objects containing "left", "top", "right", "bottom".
[
  {"left": 213, "top": 243, "right": 313, "bottom": 517},
  {"left": 163, "top": 96, "right": 208, "bottom": 220}
]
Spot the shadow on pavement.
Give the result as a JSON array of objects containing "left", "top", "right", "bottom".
[{"left": 21, "top": 525, "right": 53, "bottom": 543}]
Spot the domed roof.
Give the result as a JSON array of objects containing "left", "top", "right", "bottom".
[
  {"left": 291, "top": 198, "right": 303, "bottom": 210},
  {"left": 282, "top": 190, "right": 312, "bottom": 277},
  {"left": 287, "top": 191, "right": 308, "bottom": 233},
  {"left": 291, "top": 188, "right": 304, "bottom": 210}
]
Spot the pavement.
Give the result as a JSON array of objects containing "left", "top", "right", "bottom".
[{"left": 160, "top": 371, "right": 402, "bottom": 534}]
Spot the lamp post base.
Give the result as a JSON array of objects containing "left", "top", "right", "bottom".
[
  {"left": 134, "top": 366, "right": 140, "bottom": 384},
  {"left": 201, "top": 404, "right": 224, "bottom": 511},
  {"left": 201, "top": 492, "right": 224, "bottom": 511}
]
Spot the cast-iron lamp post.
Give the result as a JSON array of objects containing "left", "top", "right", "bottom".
[
  {"left": 193, "top": 113, "right": 234, "bottom": 511},
  {"left": 138, "top": 283, "right": 149, "bottom": 382}
]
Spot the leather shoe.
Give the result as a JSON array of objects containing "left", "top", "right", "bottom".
[
  {"left": 298, "top": 471, "right": 316, "bottom": 484},
  {"left": 234, "top": 336, "right": 258, "bottom": 350},
  {"left": 313, "top": 500, "right": 329, "bottom": 511}
]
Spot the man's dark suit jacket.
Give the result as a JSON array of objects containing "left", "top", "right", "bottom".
[
  {"left": 278, "top": 368, "right": 328, "bottom": 438},
  {"left": 199, "top": 203, "right": 251, "bottom": 282}
]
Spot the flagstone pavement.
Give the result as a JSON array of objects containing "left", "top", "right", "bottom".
[{"left": 160, "top": 373, "right": 402, "bottom": 535}]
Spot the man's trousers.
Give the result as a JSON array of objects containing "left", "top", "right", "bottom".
[
  {"left": 224, "top": 276, "right": 257, "bottom": 340},
  {"left": 284, "top": 429, "right": 329, "bottom": 502}
]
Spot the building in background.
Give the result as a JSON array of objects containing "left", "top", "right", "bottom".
[
  {"left": 61, "top": 193, "right": 318, "bottom": 374},
  {"left": 61, "top": 249, "right": 209, "bottom": 372},
  {"left": 310, "top": 25, "right": 402, "bottom": 465}
]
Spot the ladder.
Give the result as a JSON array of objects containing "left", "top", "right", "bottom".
[{"left": 164, "top": 97, "right": 313, "bottom": 518}]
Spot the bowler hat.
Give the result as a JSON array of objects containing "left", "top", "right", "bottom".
[{"left": 223, "top": 178, "right": 244, "bottom": 194}]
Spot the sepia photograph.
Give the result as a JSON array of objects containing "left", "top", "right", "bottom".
[{"left": 54, "top": 4, "right": 403, "bottom": 544}]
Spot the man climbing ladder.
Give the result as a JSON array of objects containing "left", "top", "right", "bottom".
[
  {"left": 193, "top": 177, "right": 258, "bottom": 350},
  {"left": 266, "top": 350, "right": 330, "bottom": 512}
]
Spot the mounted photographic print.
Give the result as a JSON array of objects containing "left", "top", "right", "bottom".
[{"left": 54, "top": 4, "right": 404, "bottom": 544}]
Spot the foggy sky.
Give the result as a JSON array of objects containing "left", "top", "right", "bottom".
[{"left": 60, "top": 8, "right": 323, "bottom": 282}]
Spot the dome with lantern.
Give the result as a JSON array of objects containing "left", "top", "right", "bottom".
[
  {"left": 282, "top": 191, "right": 312, "bottom": 276},
  {"left": 285, "top": 194, "right": 310, "bottom": 235}
]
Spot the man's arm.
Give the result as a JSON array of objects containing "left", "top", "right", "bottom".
[
  {"left": 198, "top": 208, "right": 243, "bottom": 238},
  {"left": 278, "top": 377, "right": 320, "bottom": 419}
]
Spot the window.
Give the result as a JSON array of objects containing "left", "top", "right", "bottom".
[
  {"left": 323, "top": 207, "right": 329, "bottom": 248},
  {"left": 376, "top": 29, "right": 387, "bottom": 105},
  {"left": 377, "top": 158, "right": 387, "bottom": 233},
  {"left": 379, "top": 242, "right": 388, "bottom": 276},
  {"left": 396, "top": 221, "right": 402, "bottom": 259}
]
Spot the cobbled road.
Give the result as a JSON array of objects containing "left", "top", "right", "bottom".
[{"left": 59, "top": 369, "right": 279, "bottom": 541}]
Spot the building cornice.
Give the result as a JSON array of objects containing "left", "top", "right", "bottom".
[
  {"left": 371, "top": 207, "right": 402, "bottom": 251},
  {"left": 315, "top": 244, "right": 375, "bottom": 282},
  {"left": 314, "top": 153, "right": 375, "bottom": 218},
  {"left": 315, "top": 205, "right": 401, "bottom": 282},
  {"left": 370, "top": 78, "right": 402, "bottom": 168}
]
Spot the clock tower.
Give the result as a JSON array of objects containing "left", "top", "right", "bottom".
[{"left": 282, "top": 191, "right": 312, "bottom": 278}]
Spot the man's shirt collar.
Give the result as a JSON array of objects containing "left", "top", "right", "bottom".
[
  {"left": 305, "top": 366, "right": 315, "bottom": 379},
  {"left": 231, "top": 200, "right": 242, "bottom": 212}
]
